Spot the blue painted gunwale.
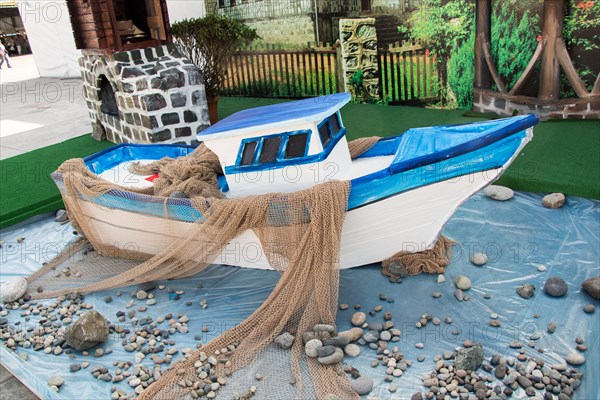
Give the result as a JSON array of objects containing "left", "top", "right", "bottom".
[{"left": 52, "top": 115, "right": 538, "bottom": 223}]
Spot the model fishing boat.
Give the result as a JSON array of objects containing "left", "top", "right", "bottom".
[{"left": 53, "top": 93, "right": 538, "bottom": 269}]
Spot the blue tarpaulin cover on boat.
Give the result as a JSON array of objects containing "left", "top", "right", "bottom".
[{"left": 0, "top": 191, "right": 598, "bottom": 400}]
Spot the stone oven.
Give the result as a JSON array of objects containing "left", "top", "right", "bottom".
[{"left": 67, "top": 0, "right": 210, "bottom": 144}]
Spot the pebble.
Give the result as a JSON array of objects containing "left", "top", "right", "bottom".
[
  {"left": 547, "top": 321, "right": 557, "bottom": 333},
  {"left": 339, "top": 303, "right": 348, "bottom": 310},
  {"left": 471, "top": 253, "right": 488, "bottom": 266},
  {"left": 454, "top": 289, "right": 464, "bottom": 301},
  {"left": 316, "top": 345, "right": 336, "bottom": 357},
  {"left": 566, "top": 353, "right": 585, "bottom": 365},
  {"left": 317, "top": 347, "right": 344, "bottom": 365},
  {"left": 103, "top": 296, "right": 113, "bottom": 303},
  {"left": 582, "top": 276, "right": 600, "bottom": 300},
  {"left": 432, "top": 291, "right": 442, "bottom": 298},
  {"left": 305, "top": 339, "right": 322, "bottom": 358},
  {"left": 351, "top": 312, "right": 366, "bottom": 326},
  {"left": 274, "top": 332, "right": 295, "bottom": 349},
  {"left": 537, "top": 265, "right": 546, "bottom": 272},
  {"left": 337, "top": 327, "right": 363, "bottom": 342},
  {"left": 48, "top": 375, "right": 64, "bottom": 387},
  {"left": 55, "top": 209, "right": 69, "bottom": 223},
  {"left": 543, "top": 276, "right": 568, "bottom": 297},
  {"left": 484, "top": 185, "right": 514, "bottom": 201},
  {"left": 415, "top": 342, "right": 424, "bottom": 349},
  {"left": 69, "top": 364, "right": 81, "bottom": 373},
  {"left": 0, "top": 277, "right": 28, "bottom": 303},
  {"left": 344, "top": 343, "right": 360, "bottom": 357},
  {"left": 583, "top": 304, "right": 596, "bottom": 313},
  {"left": 417, "top": 355, "right": 425, "bottom": 362},
  {"left": 542, "top": 193, "right": 565, "bottom": 208},
  {"left": 136, "top": 290, "right": 148, "bottom": 300},
  {"left": 516, "top": 283, "right": 535, "bottom": 299},
  {"left": 437, "top": 274, "right": 446, "bottom": 283},
  {"left": 350, "top": 376, "right": 373, "bottom": 395}
]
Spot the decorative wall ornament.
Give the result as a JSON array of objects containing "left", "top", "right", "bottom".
[{"left": 339, "top": 18, "right": 381, "bottom": 102}]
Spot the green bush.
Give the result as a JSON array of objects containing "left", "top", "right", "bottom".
[
  {"left": 448, "top": 31, "right": 475, "bottom": 109},
  {"left": 171, "top": 15, "right": 258, "bottom": 98}
]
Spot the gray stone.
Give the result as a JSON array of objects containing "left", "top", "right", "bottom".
[
  {"left": 48, "top": 375, "right": 64, "bottom": 387},
  {"left": 543, "top": 277, "right": 568, "bottom": 297},
  {"left": 471, "top": 252, "right": 488, "bottom": 266},
  {"left": 582, "top": 276, "right": 600, "bottom": 300},
  {"left": 484, "top": 185, "right": 514, "bottom": 201},
  {"left": 363, "top": 330, "right": 379, "bottom": 343},
  {"left": 305, "top": 339, "right": 322, "bottom": 358},
  {"left": 0, "top": 277, "right": 28, "bottom": 303},
  {"left": 411, "top": 393, "right": 423, "bottom": 400},
  {"left": 160, "top": 68, "right": 185, "bottom": 89},
  {"left": 170, "top": 92, "right": 187, "bottom": 107},
  {"left": 317, "top": 347, "right": 343, "bottom": 365},
  {"left": 351, "top": 312, "right": 366, "bottom": 326},
  {"left": 55, "top": 209, "right": 69, "bottom": 223},
  {"left": 142, "top": 93, "right": 167, "bottom": 111},
  {"left": 516, "top": 283, "right": 535, "bottom": 299},
  {"left": 65, "top": 311, "right": 109, "bottom": 350},
  {"left": 322, "top": 336, "right": 349, "bottom": 347},
  {"left": 494, "top": 363, "right": 507, "bottom": 379},
  {"left": 274, "top": 332, "right": 295, "bottom": 349},
  {"left": 316, "top": 345, "right": 336, "bottom": 357},
  {"left": 351, "top": 376, "right": 374, "bottom": 395},
  {"left": 454, "top": 275, "right": 472, "bottom": 290},
  {"left": 542, "top": 193, "right": 565, "bottom": 209},
  {"left": 337, "top": 327, "right": 363, "bottom": 342},
  {"left": 583, "top": 304, "right": 596, "bottom": 313},
  {"left": 454, "top": 345, "right": 483, "bottom": 371},
  {"left": 547, "top": 321, "right": 557, "bottom": 333},
  {"left": 161, "top": 112, "right": 180, "bottom": 125},
  {"left": 565, "top": 353, "right": 585, "bottom": 365},
  {"left": 517, "top": 375, "right": 532, "bottom": 389},
  {"left": 454, "top": 289, "right": 464, "bottom": 301},
  {"left": 344, "top": 343, "right": 360, "bottom": 357}
]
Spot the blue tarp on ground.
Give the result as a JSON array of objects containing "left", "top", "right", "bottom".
[{"left": 0, "top": 191, "right": 598, "bottom": 399}]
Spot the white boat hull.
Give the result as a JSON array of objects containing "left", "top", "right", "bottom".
[{"left": 79, "top": 166, "right": 502, "bottom": 270}]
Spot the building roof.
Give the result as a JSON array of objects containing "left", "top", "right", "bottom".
[{"left": 197, "top": 93, "right": 351, "bottom": 139}]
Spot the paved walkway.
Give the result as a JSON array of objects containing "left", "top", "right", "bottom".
[{"left": 0, "top": 55, "right": 91, "bottom": 160}]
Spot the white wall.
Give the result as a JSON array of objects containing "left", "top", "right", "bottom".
[
  {"left": 17, "top": 0, "right": 81, "bottom": 78},
  {"left": 165, "top": 0, "right": 206, "bottom": 23}
]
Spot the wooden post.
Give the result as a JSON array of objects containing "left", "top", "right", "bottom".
[
  {"left": 474, "top": 0, "right": 491, "bottom": 90},
  {"left": 538, "top": 0, "right": 563, "bottom": 100}
]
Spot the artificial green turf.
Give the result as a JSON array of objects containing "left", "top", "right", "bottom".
[
  {"left": 1, "top": 98, "right": 598, "bottom": 229},
  {"left": 0, "top": 135, "right": 113, "bottom": 228}
]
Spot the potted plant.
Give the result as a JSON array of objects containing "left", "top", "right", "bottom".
[{"left": 171, "top": 15, "right": 258, "bottom": 124}]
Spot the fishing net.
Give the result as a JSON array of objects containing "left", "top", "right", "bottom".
[{"left": 25, "top": 136, "right": 453, "bottom": 399}]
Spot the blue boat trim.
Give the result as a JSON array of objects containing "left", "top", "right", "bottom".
[
  {"left": 54, "top": 114, "right": 538, "bottom": 224},
  {"left": 198, "top": 93, "right": 351, "bottom": 136}
]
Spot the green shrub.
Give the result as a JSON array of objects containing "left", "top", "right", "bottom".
[{"left": 171, "top": 15, "right": 258, "bottom": 97}]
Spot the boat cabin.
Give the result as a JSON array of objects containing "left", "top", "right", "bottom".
[{"left": 197, "top": 93, "right": 353, "bottom": 197}]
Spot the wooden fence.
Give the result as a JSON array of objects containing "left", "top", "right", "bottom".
[
  {"left": 222, "top": 41, "right": 439, "bottom": 103},
  {"left": 222, "top": 44, "right": 338, "bottom": 98},
  {"left": 379, "top": 40, "right": 439, "bottom": 104}
]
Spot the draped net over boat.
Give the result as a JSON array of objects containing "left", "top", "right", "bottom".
[{"left": 24, "top": 138, "right": 457, "bottom": 400}]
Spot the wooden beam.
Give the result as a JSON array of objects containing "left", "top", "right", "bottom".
[
  {"left": 105, "top": 0, "right": 122, "bottom": 51},
  {"left": 474, "top": 0, "right": 492, "bottom": 90},
  {"left": 508, "top": 40, "right": 544, "bottom": 96},
  {"left": 480, "top": 33, "right": 506, "bottom": 94},
  {"left": 538, "top": 0, "right": 563, "bottom": 100},
  {"left": 592, "top": 73, "right": 600, "bottom": 95},
  {"left": 555, "top": 38, "right": 590, "bottom": 98}
]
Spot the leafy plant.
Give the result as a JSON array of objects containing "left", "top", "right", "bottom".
[
  {"left": 400, "top": 0, "right": 475, "bottom": 105},
  {"left": 448, "top": 30, "right": 475, "bottom": 109},
  {"left": 348, "top": 70, "right": 367, "bottom": 103},
  {"left": 171, "top": 15, "right": 258, "bottom": 98},
  {"left": 490, "top": 0, "right": 542, "bottom": 92},
  {"left": 564, "top": 0, "right": 600, "bottom": 94}
]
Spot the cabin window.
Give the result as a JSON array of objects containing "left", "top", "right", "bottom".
[
  {"left": 318, "top": 122, "right": 332, "bottom": 147},
  {"left": 259, "top": 137, "right": 282, "bottom": 163},
  {"left": 330, "top": 113, "right": 341, "bottom": 135},
  {"left": 318, "top": 112, "right": 344, "bottom": 148},
  {"left": 285, "top": 133, "right": 309, "bottom": 159},
  {"left": 240, "top": 140, "right": 258, "bottom": 165}
]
